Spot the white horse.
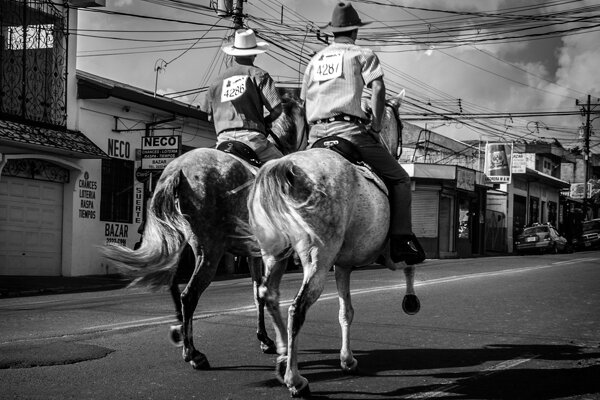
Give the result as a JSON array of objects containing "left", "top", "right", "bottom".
[{"left": 248, "top": 92, "right": 419, "bottom": 397}]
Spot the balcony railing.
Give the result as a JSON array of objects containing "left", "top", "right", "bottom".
[{"left": 1, "top": 0, "right": 67, "bottom": 127}]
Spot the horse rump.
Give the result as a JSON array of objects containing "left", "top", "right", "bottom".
[{"left": 248, "top": 157, "right": 321, "bottom": 257}]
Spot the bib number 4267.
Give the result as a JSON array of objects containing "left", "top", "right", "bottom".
[{"left": 313, "top": 52, "right": 343, "bottom": 82}]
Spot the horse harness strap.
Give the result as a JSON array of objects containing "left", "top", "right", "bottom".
[{"left": 226, "top": 179, "right": 254, "bottom": 196}]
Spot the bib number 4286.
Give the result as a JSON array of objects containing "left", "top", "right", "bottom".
[{"left": 221, "top": 75, "right": 248, "bottom": 102}]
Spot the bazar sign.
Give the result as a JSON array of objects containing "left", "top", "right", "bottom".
[{"left": 141, "top": 135, "right": 181, "bottom": 170}]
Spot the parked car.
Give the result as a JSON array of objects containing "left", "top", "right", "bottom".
[
  {"left": 572, "top": 218, "right": 600, "bottom": 250},
  {"left": 515, "top": 224, "right": 570, "bottom": 255}
]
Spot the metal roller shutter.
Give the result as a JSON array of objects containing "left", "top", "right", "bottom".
[{"left": 412, "top": 190, "right": 439, "bottom": 238}]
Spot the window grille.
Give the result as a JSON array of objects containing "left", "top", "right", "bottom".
[{"left": 100, "top": 158, "right": 134, "bottom": 223}]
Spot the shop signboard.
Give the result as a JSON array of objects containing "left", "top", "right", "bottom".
[
  {"left": 484, "top": 142, "right": 513, "bottom": 184},
  {"left": 456, "top": 167, "right": 475, "bottom": 191},
  {"left": 569, "top": 180, "right": 600, "bottom": 199},
  {"left": 141, "top": 135, "right": 181, "bottom": 170},
  {"left": 511, "top": 152, "right": 535, "bottom": 173}
]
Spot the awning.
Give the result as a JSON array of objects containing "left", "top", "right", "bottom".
[
  {"left": 514, "top": 167, "right": 570, "bottom": 189},
  {"left": 0, "top": 119, "right": 108, "bottom": 159}
]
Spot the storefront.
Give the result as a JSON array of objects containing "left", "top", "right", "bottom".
[
  {"left": 402, "top": 163, "right": 490, "bottom": 259},
  {"left": 488, "top": 167, "right": 569, "bottom": 253}
]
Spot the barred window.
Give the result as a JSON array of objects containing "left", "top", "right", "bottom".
[{"left": 100, "top": 158, "right": 134, "bottom": 223}]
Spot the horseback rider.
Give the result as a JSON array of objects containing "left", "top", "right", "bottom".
[
  {"left": 205, "top": 29, "right": 283, "bottom": 163},
  {"left": 301, "top": 2, "right": 425, "bottom": 265}
]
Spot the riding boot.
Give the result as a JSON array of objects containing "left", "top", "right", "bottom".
[{"left": 390, "top": 234, "right": 426, "bottom": 265}]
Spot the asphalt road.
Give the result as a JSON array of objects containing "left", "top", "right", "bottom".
[{"left": 1, "top": 252, "right": 599, "bottom": 400}]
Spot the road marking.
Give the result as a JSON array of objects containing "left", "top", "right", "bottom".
[{"left": 79, "top": 258, "right": 598, "bottom": 333}]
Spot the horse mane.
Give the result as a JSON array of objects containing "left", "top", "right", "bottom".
[{"left": 271, "top": 93, "right": 307, "bottom": 154}]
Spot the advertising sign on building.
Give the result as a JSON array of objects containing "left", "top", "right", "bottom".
[
  {"left": 456, "top": 167, "right": 475, "bottom": 191},
  {"left": 141, "top": 135, "right": 181, "bottom": 170},
  {"left": 484, "top": 142, "right": 513, "bottom": 184},
  {"left": 569, "top": 180, "right": 600, "bottom": 199},
  {"left": 511, "top": 152, "right": 535, "bottom": 173}
]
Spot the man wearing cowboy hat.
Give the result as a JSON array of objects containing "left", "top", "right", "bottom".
[
  {"left": 301, "top": 2, "right": 424, "bottom": 265},
  {"left": 205, "top": 29, "right": 283, "bottom": 162}
]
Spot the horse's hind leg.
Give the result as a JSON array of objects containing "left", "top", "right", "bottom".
[
  {"left": 283, "top": 248, "right": 331, "bottom": 397},
  {"left": 335, "top": 265, "right": 358, "bottom": 373},
  {"left": 180, "top": 246, "right": 221, "bottom": 370},
  {"left": 259, "top": 255, "right": 289, "bottom": 359},
  {"left": 402, "top": 265, "right": 420, "bottom": 315},
  {"left": 169, "top": 244, "right": 196, "bottom": 346},
  {"left": 168, "top": 281, "right": 184, "bottom": 346},
  {"left": 169, "top": 282, "right": 183, "bottom": 322},
  {"left": 248, "top": 256, "right": 276, "bottom": 354}
]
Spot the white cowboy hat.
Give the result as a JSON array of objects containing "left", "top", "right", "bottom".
[{"left": 222, "top": 29, "right": 269, "bottom": 56}]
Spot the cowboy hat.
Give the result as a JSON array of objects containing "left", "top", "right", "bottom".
[
  {"left": 222, "top": 29, "right": 269, "bottom": 56},
  {"left": 320, "top": 2, "right": 370, "bottom": 33}
]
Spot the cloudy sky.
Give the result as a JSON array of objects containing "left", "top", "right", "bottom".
[{"left": 76, "top": 0, "right": 600, "bottom": 150}]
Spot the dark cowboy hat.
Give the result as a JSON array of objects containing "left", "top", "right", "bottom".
[{"left": 320, "top": 2, "right": 371, "bottom": 33}]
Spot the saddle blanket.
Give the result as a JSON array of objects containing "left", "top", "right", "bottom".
[{"left": 355, "top": 164, "right": 388, "bottom": 196}]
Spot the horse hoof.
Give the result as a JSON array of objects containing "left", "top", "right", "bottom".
[
  {"left": 402, "top": 294, "right": 421, "bottom": 315},
  {"left": 289, "top": 380, "right": 311, "bottom": 398},
  {"left": 169, "top": 325, "right": 183, "bottom": 347},
  {"left": 275, "top": 355, "right": 287, "bottom": 384},
  {"left": 341, "top": 357, "right": 359, "bottom": 375},
  {"left": 189, "top": 351, "right": 211, "bottom": 370}
]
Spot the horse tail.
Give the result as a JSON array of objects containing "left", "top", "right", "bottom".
[
  {"left": 249, "top": 158, "right": 320, "bottom": 256},
  {"left": 100, "top": 170, "right": 192, "bottom": 290}
]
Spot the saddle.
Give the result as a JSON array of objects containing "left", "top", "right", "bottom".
[
  {"left": 216, "top": 140, "right": 262, "bottom": 168},
  {"left": 312, "top": 136, "right": 388, "bottom": 196}
]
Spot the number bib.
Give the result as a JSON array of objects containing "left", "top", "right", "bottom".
[
  {"left": 221, "top": 75, "right": 248, "bottom": 102},
  {"left": 313, "top": 51, "right": 344, "bottom": 82}
]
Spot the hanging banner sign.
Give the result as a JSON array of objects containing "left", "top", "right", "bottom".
[
  {"left": 141, "top": 135, "right": 181, "bottom": 170},
  {"left": 484, "top": 142, "right": 513, "bottom": 184}
]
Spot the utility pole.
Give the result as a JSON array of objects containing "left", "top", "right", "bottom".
[
  {"left": 576, "top": 95, "right": 600, "bottom": 215},
  {"left": 232, "top": 0, "right": 244, "bottom": 30}
]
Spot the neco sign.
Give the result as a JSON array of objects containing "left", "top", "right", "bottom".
[{"left": 141, "top": 135, "right": 181, "bottom": 170}]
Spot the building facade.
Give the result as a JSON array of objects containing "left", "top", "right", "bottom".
[
  {"left": 400, "top": 123, "right": 491, "bottom": 259},
  {"left": 0, "top": 1, "right": 215, "bottom": 276}
]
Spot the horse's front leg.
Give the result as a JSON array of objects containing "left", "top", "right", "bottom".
[
  {"left": 180, "top": 248, "right": 220, "bottom": 370},
  {"left": 248, "top": 256, "right": 276, "bottom": 354},
  {"left": 402, "top": 265, "right": 420, "bottom": 315},
  {"left": 335, "top": 265, "right": 358, "bottom": 373}
]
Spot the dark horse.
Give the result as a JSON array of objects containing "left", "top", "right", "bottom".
[{"left": 101, "top": 95, "right": 307, "bottom": 369}]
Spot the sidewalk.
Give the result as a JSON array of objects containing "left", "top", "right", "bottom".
[{"left": 0, "top": 275, "right": 132, "bottom": 299}]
